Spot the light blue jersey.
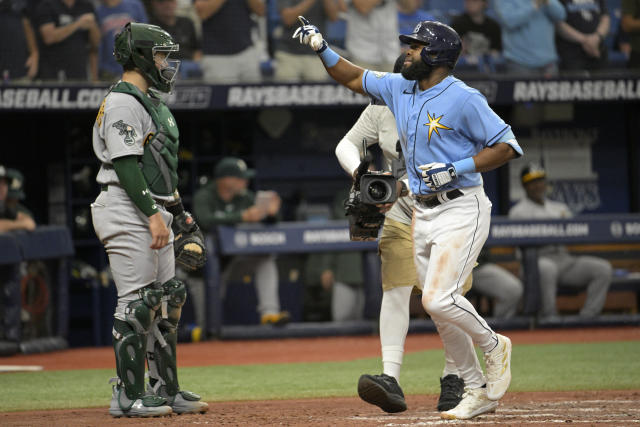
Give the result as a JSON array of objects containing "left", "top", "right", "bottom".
[{"left": 362, "top": 72, "right": 523, "bottom": 196}]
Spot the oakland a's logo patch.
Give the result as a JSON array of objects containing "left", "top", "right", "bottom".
[
  {"left": 112, "top": 120, "right": 137, "bottom": 146},
  {"left": 423, "top": 112, "right": 452, "bottom": 143}
]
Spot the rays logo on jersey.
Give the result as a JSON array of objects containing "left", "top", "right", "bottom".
[
  {"left": 424, "top": 112, "right": 452, "bottom": 142},
  {"left": 112, "top": 120, "right": 137, "bottom": 146}
]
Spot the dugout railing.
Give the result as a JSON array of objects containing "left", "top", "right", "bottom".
[{"left": 201, "top": 215, "right": 640, "bottom": 340}]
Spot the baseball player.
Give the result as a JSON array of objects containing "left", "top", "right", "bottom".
[
  {"left": 336, "top": 54, "right": 471, "bottom": 414},
  {"left": 90, "top": 23, "right": 208, "bottom": 417},
  {"left": 509, "top": 164, "right": 612, "bottom": 318},
  {"left": 294, "top": 18, "right": 521, "bottom": 419}
]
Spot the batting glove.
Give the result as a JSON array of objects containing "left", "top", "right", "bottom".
[
  {"left": 292, "top": 16, "right": 327, "bottom": 52},
  {"left": 418, "top": 162, "right": 458, "bottom": 191}
]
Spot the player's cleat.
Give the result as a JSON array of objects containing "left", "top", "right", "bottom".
[
  {"left": 151, "top": 384, "right": 209, "bottom": 415},
  {"left": 437, "top": 374, "right": 465, "bottom": 411},
  {"left": 165, "top": 390, "right": 209, "bottom": 414},
  {"left": 260, "top": 311, "right": 291, "bottom": 326},
  {"left": 109, "top": 382, "right": 172, "bottom": 418},
  {"left": 357, "top": 373, "right": 407, "bottom": 413},
  {"left": 440, "top": 387, "right": 498, "bottom": 420},
  {"left": 484, "top": 334, "right": 512, "bottom": 400}
]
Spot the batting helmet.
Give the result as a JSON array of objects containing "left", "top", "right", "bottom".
[
  {"left": 399, "top": 21, "right": 462, "bottom": 68},
  {"left": 114, "top": 22, "right": 180, "bottom": 93}
]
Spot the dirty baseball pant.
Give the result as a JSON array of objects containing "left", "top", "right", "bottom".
[{"left": 413, "top": 185, "right": 498, "bottom": 389}]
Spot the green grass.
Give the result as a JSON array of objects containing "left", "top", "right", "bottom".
[{"left": 1, "top": 341, "right": 638, "bottom": 412}]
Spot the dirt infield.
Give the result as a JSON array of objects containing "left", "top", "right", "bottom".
[
  {"left": 1, "top": 327, "right": 639, "bottom": 426},
  {"left": 1, "top": 390, "right": 638, "bottom": 426}
]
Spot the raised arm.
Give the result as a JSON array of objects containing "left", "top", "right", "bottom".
[{"left": 293, "top": 15, "right": 366, "bottom": 94}]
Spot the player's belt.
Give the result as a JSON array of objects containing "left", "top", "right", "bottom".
[{"left": 414, "top": 189, "right": 463, "bottom": 208}]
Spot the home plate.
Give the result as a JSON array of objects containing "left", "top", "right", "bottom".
[{"left": 0, "top": 365, "right": 44, "bottom": 373}]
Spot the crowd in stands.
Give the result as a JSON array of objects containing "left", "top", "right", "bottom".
[{"left": 1, "top": 0, "right": 638, "bottom": 84}]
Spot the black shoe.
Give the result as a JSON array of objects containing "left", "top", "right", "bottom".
[
  {"left": 357, "top": 373, "right": 407, "bottom": 413},
  {"left": 437, "top": 374, "right": 465, "bottom": 411}
]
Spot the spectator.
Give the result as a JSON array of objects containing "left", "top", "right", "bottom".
[
  {"left": 303, "top": 188, "right": 365, "bottom": 322},
  {"left": 273, "top": 0, "right": 342, "bottom": 82},
  {"left": 508, "top": 164, "right": 612, "bottom": 319},
  {"left": 397, "top": 0, "right": 435, "bottom": 36},
  {"left": 149, "top": 0, "right": 202, "bottom": 78},
  {"left": 471, "top": 247, "right": 523, "bottom": 319},
  {"left": 492, "top": 0, "right": 566, "bottom": 76},
  {"left": 343, "top": 0, "right": 399, "bottom": 71},
  {"left": 95, "top": 0, "right": 147, "bottom": 82},
  {"left": 0, "top": 166, "right": 36, "bottom": 233},
  {"left": 192, "top": 157, "right": 290, "bottom": 325},
  {"left": 621, "top": 0, "right": 640, "bottom": 68},
  {"left": 555, "top": 0, "right": 609, "bottom": 72},
  {"left": 0, "top": 0, "right": 39, "bottom": 81},
  {"left": 193, "top": 0, "right": 265, "bottom": 82},
  {"left": 33, "top": 0, "right": 100, "bottom": 81},
  {"left": 450, "top": 0, "right": 502, "bottom": 69}
]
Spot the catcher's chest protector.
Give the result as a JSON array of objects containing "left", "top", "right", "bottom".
[{"left": 111, "top": 82, "right": 179, "bottom": 196}]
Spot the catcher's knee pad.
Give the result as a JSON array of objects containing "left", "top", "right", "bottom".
[
  {"left": 112, "top": 283, "right": 164, "bottom": 402},
  {"left": 148, "top": 278, "right": 186, "bottom": 397}
]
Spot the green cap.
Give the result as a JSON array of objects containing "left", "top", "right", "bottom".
[
  {"left": 214, "top": 157, "right": 255, "bottom": 179},
  {"left": 7, "top": 168, "right": 25, "bottom": 200}
]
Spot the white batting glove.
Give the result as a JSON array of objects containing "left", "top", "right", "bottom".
[
  {"left": 418, "top": 162, "right": 457, "bottom": 191},
  {"left": 292, "top": 16, "right": 327, "bottom": 52}
]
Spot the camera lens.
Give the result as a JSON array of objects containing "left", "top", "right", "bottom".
[{"left": 368, "top": 181, "right": 389, "bottom": 202}]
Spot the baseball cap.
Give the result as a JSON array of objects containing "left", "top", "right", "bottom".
[
  {"left": 7, "top": 168, "right": 25, "bottom": 200},
  {"left": 521, "top": 163, "right": 546, "bottom": 185},
  {"left": 214, "top": 157, "right": 255, "bottom": 179}
]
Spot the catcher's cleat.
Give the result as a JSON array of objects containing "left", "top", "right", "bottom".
[
  {"left": 151, "top": 384, "right": 209, "bottom": 415},
  {"left": 166, "top": 391, "right": 209, "bottom": 414},
  {"left": 357, "top": 373, "right": 407, "bottom": 413},
  {"left": 260, "top": 311, "right": 291, "bottom": 326},
  {"left": 484, "top": 334, "right": 512, "bottom": 400},
  {"left": 437, "top": 374, "right": 465, "bottom": 411},
  {"left": 109, "top": 382, "right": 172, "bottom": 418}
]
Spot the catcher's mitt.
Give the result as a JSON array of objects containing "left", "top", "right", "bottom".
[
  {"left": 344, "top": 187, "right": 385, "bottom": 241},
  {"left": 172, "top": 211, "right": 206, "bottom": 271}
]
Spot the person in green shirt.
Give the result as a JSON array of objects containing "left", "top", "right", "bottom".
[{"left": 193, "top": 157, "right": 290, "bottom": 325}]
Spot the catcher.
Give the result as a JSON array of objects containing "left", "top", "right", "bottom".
[{"left": 90, "top": 23, "right": 207, "bottom": 417}]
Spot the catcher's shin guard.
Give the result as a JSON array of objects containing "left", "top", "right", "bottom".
[
  {"left": 112, "top": 283, "right": 164, "bottom": 403},
  {"left": 147, "top": 278, "right": 186, "bottom": 397}
]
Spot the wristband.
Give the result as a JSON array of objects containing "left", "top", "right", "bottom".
[
  {"left": 318, "top": 44, "right": 340, "bottom": 67},
  {"left": 452, "top": 157, "right": 476, "bottom": 175},
  {"left": 166, "top": 199, "right": 185, "bottom": 217}
]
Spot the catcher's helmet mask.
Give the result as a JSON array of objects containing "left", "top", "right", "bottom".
[
  {"left": 399, "top": 21, "right": 462, "bottom": 69},
  {"left": 114, "top": 23, "right": 181, "bottom": 93}
]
